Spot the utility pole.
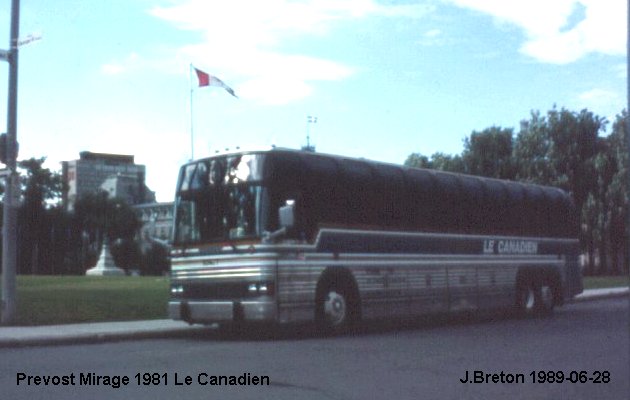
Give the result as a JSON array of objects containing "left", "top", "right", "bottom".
[
  {"left": 1, "top": 0, "right": 20, "bottom": 325},
  {"left": 626, "top": 0, "right": 630, "bottom": 278}
]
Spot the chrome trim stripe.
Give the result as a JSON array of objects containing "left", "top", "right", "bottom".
[
  {"left": 171, "top": 253, "right": 279, "bottom": 267},
  {"left": 277, "top": 258, "right": 563, "bottom": 269},
  {"left": 312, "top": 253, "right": 560, "bottom": 261}
]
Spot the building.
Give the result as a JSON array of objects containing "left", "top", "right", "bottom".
[
  {"left": 133, "top": 202, "right": 174, "bottom": 251},
  {"left": 62, "top": 151, "right": 155, "bottom": 210},
  {"left": 100, "top": 174, "right": 156, "bottom": 206}
]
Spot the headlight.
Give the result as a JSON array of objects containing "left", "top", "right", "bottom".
[{"left": 247, "top": 282, "right": 274, "bottom": 295}]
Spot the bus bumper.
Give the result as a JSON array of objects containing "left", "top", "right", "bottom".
[{"left": 168, "top": 300, "right": 277, "bottom": 324}]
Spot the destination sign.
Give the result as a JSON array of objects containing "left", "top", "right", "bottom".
[{"left": 483, "top": 239, "right": 538, "bottom": 255}]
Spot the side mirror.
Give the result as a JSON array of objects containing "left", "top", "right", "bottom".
[
  {"left": 279, "top": 200, "right": 295, "bottom": 229},
  {"left": 263, "top": 200, "right": 296, "bottom": 244}
]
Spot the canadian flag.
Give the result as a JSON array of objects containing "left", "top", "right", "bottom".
[{"left": 194, "top": 68, "right": 238, "bottom": 98}]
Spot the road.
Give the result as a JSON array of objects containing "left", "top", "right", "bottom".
[{"left": 1, "top": 298, "right": 628, "bottom": 400}]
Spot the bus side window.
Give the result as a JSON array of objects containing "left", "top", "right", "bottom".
[{"left": 191, "top": 161, "right": 208, "bottom": 190}]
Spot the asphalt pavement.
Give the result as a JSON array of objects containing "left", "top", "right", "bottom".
[{"left": 0, "top": 287, "right": 627, "bottom": 348}]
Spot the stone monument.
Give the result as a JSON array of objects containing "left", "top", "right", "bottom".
[{"left": 85, "top": 241, "right": 125, "bottom": 276}]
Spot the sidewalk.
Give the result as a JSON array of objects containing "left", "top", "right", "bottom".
[{"left": 0, "top": 287, "right": 627, "bottom": 348}]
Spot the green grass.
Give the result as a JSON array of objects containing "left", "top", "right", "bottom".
[
  {"left": 583, "top": 275, "right": 630, "bottom": 290},
  {"left": 1, "top": 275, "right": 169, "bottom": 326}
]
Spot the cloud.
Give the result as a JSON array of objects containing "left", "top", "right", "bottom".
[
  {"left": 147, "top": 0, "right": 433, "bottom": 104},
  {"left": 151, "top": 0, "right": 432, "bottom": 41},
  {"left": 100, "top": 51, "right": 182, "bottom": 77},
  {"left": 569, "top": 87, "right": 624, "bottom": 125},
  {"left": 418, "top": 28, "right": 450, "bottom": 46},
  {"left": 445, "top": 0, "right": 625, "bottom": 64},
  {"left": 100, "top": 53, "right": 142, "bottom": 75},
  {"left": 579, "top": 88, "right": 619, "bottom": 101},
  {"left": 577, "top": 88, "right": 622, "bottom": 110},
  {"left": 424, "top": 29, "right": 442, "bottom": 38},
  {"left": 101, "top": 63, "right": 126, "bottom": 75}
]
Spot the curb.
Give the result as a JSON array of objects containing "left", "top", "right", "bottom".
[
  {"left": 573, "top": 287, "right": 629, "bottom": 303},
  {"left": 0, "top": 323, "right": 211, "bottom": 349}
]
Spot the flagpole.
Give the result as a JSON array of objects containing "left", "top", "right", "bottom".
[
  {"left": 188, "top": 67, "right": 237, "bottom": 161},
  {"left": 189, "top": 63, "right": 194, "bottom": 160}
]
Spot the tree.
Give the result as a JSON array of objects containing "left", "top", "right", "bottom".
[
  {"left": 140, "top": 243, "right": 170, "bottom": 276},
  {"left": 430, "top": 152, "right": 465, "bottom": 173},
  {"left": 514, "top": 108, "right": 606, "bottom": 271},
  {"left": 6, "top": 158, "right": 67, "bottom": 274},
  {"left": 546, "top": 108, "right": 604, "bottom": 215},
  {"left": 514, "top": 110, "right": 555, "bottom": 185},
  {"left": 590, "top": 149, "right": 616, "bottom": 274},
  {"left": 462, "top": 126, "right": 515, "bottom": 179},
  {"left": 404, "top": 153, "right": 431, "bottom": 169},
  {"left": 404, "top": 152, "right": 464, "bottom": 172},
  {"left": 606, "top": 112, "right": 628, "bottom": 274},
  {"left": 18, "top": 157, "right": 64, "bottom": 207}
]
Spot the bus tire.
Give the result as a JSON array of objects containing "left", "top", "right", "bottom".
[
  {"left": 537, "top": 275, "right": 557, "bottom": 315},
  {"left": 516, "top": 274, "right": 555, "bottom": 317},
  {"left": 315, "top": 273, "right": 360, "bottom": 334},
  {"left": 516, "top": 277, "right": 537, "bottom": 317}
]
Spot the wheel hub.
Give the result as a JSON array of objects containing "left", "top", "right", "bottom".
[
  {"left": 524, "top": 288, "right": 535, "bottom": 311},
  {"left": 324, "top": 291, "right": 347, "bottom": 326}
]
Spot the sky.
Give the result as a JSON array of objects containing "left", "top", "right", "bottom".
[{"left": 0, "top": 0, "right": 626, "bottom": 202}]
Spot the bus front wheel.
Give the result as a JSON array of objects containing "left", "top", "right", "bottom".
[{"left": 315, "top": 277, "right": 360, "bottom": 333}]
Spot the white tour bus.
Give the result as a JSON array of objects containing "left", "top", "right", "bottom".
[{"left": 168, "top": 148, "right": 583, "bottom": 330}]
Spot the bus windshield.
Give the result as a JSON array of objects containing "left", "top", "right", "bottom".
[{"left": 173, "top": 154, "right": 268, "bottom": 245}]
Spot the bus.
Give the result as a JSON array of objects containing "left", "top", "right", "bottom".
[{"left": 168, "top": 147, "right": 582, "bottom": 330}]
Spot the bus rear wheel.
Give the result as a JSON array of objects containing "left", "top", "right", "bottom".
[
  {"left": 516, "top": 276, "right": 555, "bottom": 316},
  {"left": 538, "top": 282, "right": 555, "bottom": 314},
  {"left": 517, "top": 281, "right": 537, "bottom": 316}
]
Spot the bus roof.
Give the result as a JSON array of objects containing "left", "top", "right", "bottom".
[{"left": 185, "top": 147, "right": 577, "bottom": 238}]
